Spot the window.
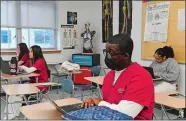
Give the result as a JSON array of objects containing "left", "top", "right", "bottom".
[
  {"left": 1, "top": 1, "right": 57, "bottom": 50},
  {"left": 22, "top": 29, "right": 55, "bottom": 48},
  {"left": 1, "top": 30, "right": 9, "bottom": 43},
  {"left": 1, "top": 28, "right": 16, "bottom": 49}
]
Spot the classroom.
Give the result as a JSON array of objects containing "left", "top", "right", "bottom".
[{"left": 0, "top": 0, "right": 185, "bottom": 120}]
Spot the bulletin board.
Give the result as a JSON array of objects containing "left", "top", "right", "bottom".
[{"left": 141, "top": 1, "right": 185, "bottom": 64}]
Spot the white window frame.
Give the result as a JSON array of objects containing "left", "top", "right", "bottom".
[{"left": 1, "top": 1, "right": 59, "bottom": 51}]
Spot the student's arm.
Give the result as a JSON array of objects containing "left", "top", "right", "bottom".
[
  {"left": 149, "top": 61, "right": 154, "bottom": 68},
  {"left": 98, "top": 100, "right": 143, "bottom": 118},
  {"left": 19, "top": 65, "right": 36, "bottom": 73},
  {"left": 18, "top": 54, "right": 28, "bottom": 66},
  {"left": 18, "top": 61, "right": 24, "bottom": 66},
  {"left": 157, "top": 61, "right": 180, "bottom": 81}
]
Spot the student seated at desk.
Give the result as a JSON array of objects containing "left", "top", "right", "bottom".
[
  {"left": 19, "top": 45, "right": 49, "bottom": 92},
  {"left": 81, "top": 34, "right": 154, "bottom": 120},
  {"left": 150, "top": 46, "right": 180, "bottom": 93},
  {"left": 16, "top": 43, "right": 30, "bottom": 67},
  {"left": 3, "top": 43, "right": 30, "bottom": 119}
]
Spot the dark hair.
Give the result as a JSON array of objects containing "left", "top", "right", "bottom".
[
  {"left": 107, "top": 34, "right": 134, "bottom": 58},
  {"left": 155, "top": 46, "right": 174, "bottom": 58},
  {"left": 155, "top": 48, "right": 164, "bottom": 57},
  {"left": 18, "top": 43, "right": 29, "bottom": 61},
  {"left": 163, "top": 46, "right": 174, "bottom": 58},
  {"left": 30, "top": 45, "right": 49, "bottom": 76}
]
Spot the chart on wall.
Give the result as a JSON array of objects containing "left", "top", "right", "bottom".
[
  {"left": 61, "top": 25, "right": 77, "bottom": 49},
  {"left": 144, "top": 2, "right": 170, "bottom": 42},
  {"left": 102, "top": 0, "right": 113, "bottom": 43},
  {"left": 119, "top": 1, "right": 132, "bottom": 37}
]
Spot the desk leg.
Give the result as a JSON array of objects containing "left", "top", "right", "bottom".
[
  {"left": 23, "top": 95, "right": 28, "bottom": 105},
  {"left": 178, "top": 109, "right": 184, "bottom": 118},
  {"left": 161, "top": 105, "right": 170, "bottom": 120},
  {"left": 6, "top": 94, "right": 8, "bottom": 120},
  {"left": 97, "top": 84, "right": 102, "bottom": 99},
  {"left": 36, "top": 92, "right": 39, "bottom": 103},
  {"left": 20, "top": 78, "right": 23, "bottom": 84},
  {"left": 5, "top": 79, "right": 8, "bottom": 84}
]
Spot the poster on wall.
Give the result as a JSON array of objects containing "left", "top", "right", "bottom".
[
  {"left": 177, "top": 8, "right": 185, "bottom": 31},
  {"left": 119, "top": 1, "right": 132, "bottom": 36},
  {"left": 61, "top": 25, "right": 77, "bottom": 49},
  {"left": 67, "top": 11, "right": 77, "bottom": 25},
  {"left": 102, "top": 0, "right": 113, "bottom": 43},
  {"left": 144, "top": 2, "right": 170, "bottom": 42}
]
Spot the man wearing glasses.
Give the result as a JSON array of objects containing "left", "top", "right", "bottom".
[{"left": 81, "top": 34, "right": 154, "bottom": 120}]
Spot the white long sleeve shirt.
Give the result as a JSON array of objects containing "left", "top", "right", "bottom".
[{"left": 19, "top": 65, "right": 36, "bottom": 73}]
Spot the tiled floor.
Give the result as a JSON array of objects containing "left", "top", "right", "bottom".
[{"left": 0, "top": 89, "right": 178, "bottom": 120}]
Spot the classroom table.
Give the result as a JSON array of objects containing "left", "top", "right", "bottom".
[
  {"left": 47, "top": 62, "right": 61, "bottom": 76},
  {"left": 1, "top": 73, "right": 39, "bottom": 84},
  {"left": 2, "top": 84, "right": 40, "bottom": 120},
  {"left": 84, "top": 76, "right": 104, "bottom": 85},
  {"left": 20, "top": 98, "right": 81, "bottom": 120},
  {"left": 155, "top": 91, "right": 185, "bottom": 119}
]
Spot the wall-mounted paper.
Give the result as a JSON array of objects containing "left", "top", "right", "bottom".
[
  {"left": 144, "top": 2, "right": 170, "bottom": 42},
  {"left": 178, "top": 8, "right": 185, "bottom": 31}
]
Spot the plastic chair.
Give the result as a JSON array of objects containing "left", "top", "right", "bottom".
[
  {"left": 74, "top": 66, "right": 101, "bottom": 101},
  {"left": 60, "top": 79, "right": 75, "bottom": 98}
]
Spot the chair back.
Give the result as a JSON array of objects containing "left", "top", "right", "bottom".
[
  {"left": 60, "top": 79, "right": 74, "bottom": 94},
  {"left": 91, "top": 66, "right": 101, "bottom": 76},
  {"left": 47, "top": 69, "right": 51, "bottom": 78}
]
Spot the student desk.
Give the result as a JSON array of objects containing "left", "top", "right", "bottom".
[
  {"left": 1, "top": 84, "right": 40, "bottom": 120},
  {"left": 155, "top": 91, "right": 185, "bottom": 119},
  {"left": 47, "top": 62, "right": 61, "bottom": 78},
  {"left": 20, "top": 98, "right": 81, "bottom": 120},
  {"left": 84, "top": 76, "right": 104, "bottom": 85},
  {"left": 1, "top": 73, "right": 39, "bottom": 84}
]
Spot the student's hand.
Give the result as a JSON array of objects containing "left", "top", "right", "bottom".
[
  {"left": 80, "top": 98, "right": 102, "bottom": 108},
  {"left": 18, "top": 67, "right": 23, "bottom": 72},
  {"left": 18, "top": 66, "right": 24, "bottom": 71},
  {"left": 91, "top": 98, "right": 102, "bottom": 105}
]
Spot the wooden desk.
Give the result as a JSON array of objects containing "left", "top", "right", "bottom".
[
  {"left": 47, "top": 62, "right": 60, "bottom": 65},
  {"left": 1, "top": 73, "right": 39, "bottom": 80},
  {"left": 153, "top": 78, "right": 162, "bottom": 81},
  {"left": 1, "top": 73, "right": 39, "bottom": 84},
  {"left": 84, "top": 76, "right": 104, "bottom": 85},
  {"left": 155, "top": 91, "right": 185, "bottom": 119},
  {"left": 2, "top": 84, "right": 40, "bottom": 119},
  {"left": 155, "top": 91, "right": 185, "bottom": 109},
  {"left": 20, "top": 98, "right": 81, "bottom": 120},
  {"left": 2, "top": 84, "right": 39, "bottom": 96},
  {"left": 30, "top": 82, "right": 60, "bottom": 87}
]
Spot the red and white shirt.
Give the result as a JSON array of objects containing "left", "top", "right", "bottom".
[{"left": 101, "top": 62, "right": 154, "bottom": 120}]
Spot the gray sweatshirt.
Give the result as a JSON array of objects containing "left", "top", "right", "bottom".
[{"left": 150, "top": 58, "right": 180, "bottom": 83}]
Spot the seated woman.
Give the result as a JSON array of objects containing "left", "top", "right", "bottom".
[
  {"left": 150, "top": 46, "right": 180, "bottom": 93},
  {"left": 3, "top": 43, "right": 30, "bottom": 119},
  {"left": 19, "top": 45, "right": 49, "bottom": 92},
  {"left": 16, "top": 43, "right": 30, "bottom": 67}
]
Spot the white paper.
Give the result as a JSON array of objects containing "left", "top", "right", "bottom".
[
  {"left": 178, "top": 8, "right": 185, "bottom": 31},
  {"left": 144, "top": 2, "right": 170, "bottom": 42}
]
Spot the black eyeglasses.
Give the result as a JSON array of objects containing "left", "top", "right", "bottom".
[{"left": 102, "top": 49, "right": 127, "bottom": 59}]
